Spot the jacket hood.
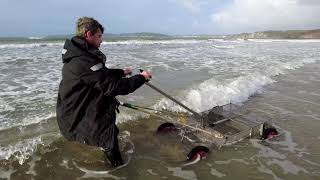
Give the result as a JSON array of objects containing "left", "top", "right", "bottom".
[{"left": 62, "top": 36, "right": 106, "bottom": 63}]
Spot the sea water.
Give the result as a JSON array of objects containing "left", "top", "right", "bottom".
[{"left": 0, "top": 38, "right": 319, "bottom": 179}]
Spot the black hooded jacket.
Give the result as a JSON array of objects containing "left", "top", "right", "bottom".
[{"left": 56, "top": 36, "right": 145, "bottom": 150}]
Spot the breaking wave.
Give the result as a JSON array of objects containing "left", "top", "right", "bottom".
[
  {"left": 154, "top": 57, "right": 319, "bottom": 113},
  {"left": 0, "top": 137, "right": 43, "bottom": 165},
  {"left": 0, "top": 42, "right": 63, "bottom": 49}
]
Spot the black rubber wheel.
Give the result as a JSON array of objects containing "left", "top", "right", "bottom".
[
  {"left": 187, "top": 146, "right": 209, "bottom": 160},
  {"left": 262, "top": 127, "right": 278, "bottom": 140},
  {"left": 156, "top": 122, "right": 177, "bottom": 134}
]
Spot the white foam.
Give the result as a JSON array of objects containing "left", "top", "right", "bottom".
[
  {"left": 116, "top": 110, "right": 149, "bottom": 124},
  {"left": 0, "top": 112, "right": 56, "bottom": 131},
  {"left": 155, "top": 73, "right": 274, "bottom": 113},
  {"left": 0, "top": 98, "right": 15, "bottom": 112},
  {"left": 256, "top": 159, "right": 284, "bottom": 180},
  {"left": 26, "top": 154, "right": 41, "bottom": 176},
  {"left": 250, "top": 139, "right": 286, "bottom": 159},
  {"left": 210, "top": 168, "right": 226, "bottom": 178},
  {"left": 218, "top": 39, "right": 246, "bottom": 43},
  {"left": 215, "top": 158, "right": 250, "bottom": 165},
  {"left": 102, "top": 39, "right": 203, "bottom": 46},
  {"left": 0, "top": 42, "right": 63, "bottom": 49},
  {"left": 248, "top": 39, "right": 287, "bottom": 43},
  {"left": 250, "top": 139, "right": 310, "bottom": 178},
  {"left": 147, "top": 169, "right": 159, "bottom": 175},
  {"left": 248, "top": 39, "right": 320, "bottom": 43},
  {"left": 167, "top": 167, "right": 198, "bottom": 180},
  {"left": 59, "top": 159, "right": 73, "bottom": 170},
  {"left": 263, "top": 57, "right": 318, "bottom": 77},
  {"left": 250, "top": 129, "right": 311, "bottom": 175},
  {"left": 267, "top": 128, "right": 306, "bottom": 154},
  {"left": 0, "top": 136, "right": 43, "bottom": 165},
  {"left": 266, "top": 159, "right": 308, "bottom": 175},
  {"left": 154, "top": 49, "right": 319, "bottom": 113},
  {"left": 28, "top": 36, "right": 44, "bottom": 40},
  {"left": 22, "top": 112, "right": 56, "bottom": 127},
  {"left": 212, "top": 45, "right": 235, "bottom": 49}
]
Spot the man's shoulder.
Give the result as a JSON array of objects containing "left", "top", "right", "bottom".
[{"left": 66, "top": 55, "right": 101, "bottom": 70}]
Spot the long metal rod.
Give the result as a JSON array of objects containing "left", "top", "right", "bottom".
[
  {"left": 129, "top": 104, "right": 183, "bottom": 117},
  {"left": 145, "top": 82, "right": 202, "bottom": 118},
  {"left": 119, "top": 101, "right": 182, "bottom": 117},
  {"left": 121, "top": 103, "right": 222, "bottom": 138}
]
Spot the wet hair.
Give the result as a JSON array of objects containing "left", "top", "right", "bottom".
[{"left": 76, "top": 17, "right": 104, "bottom": 37}]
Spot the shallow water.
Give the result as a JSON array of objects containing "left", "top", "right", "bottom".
[{"left": 0, "top": 38, "right": 319, "bottom": 179}]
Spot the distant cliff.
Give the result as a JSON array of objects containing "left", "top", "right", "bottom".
[{"left": 227, "top": 29, "right": 320, "bottom": 39}]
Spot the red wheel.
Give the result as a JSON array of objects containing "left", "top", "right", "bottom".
[
  {"left": 187, "top": 146, "right": 209, "bottom": 160},
  {"left": 156, "top": 122, "right": 177, "bottom": 134},
  {"left": 262, "top": 127, "right": 278, "bottom": 140},
  {"left": 267, "top": 131, "right": 278, "bottom": 139}
]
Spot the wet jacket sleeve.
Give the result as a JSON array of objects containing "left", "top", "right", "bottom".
[
  {"left": 107, "top": 68, "right": 125, "bottom": 78},
  {"left": 81, "top": 67, "right": 146, "bottom": 96},
  {"left": 108, "top": 74, "right": 146, "bottom": 96}
]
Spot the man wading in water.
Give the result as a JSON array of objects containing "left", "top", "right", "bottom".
[{"left": 56, "top": 17, "right": 152, "bottom": 167}]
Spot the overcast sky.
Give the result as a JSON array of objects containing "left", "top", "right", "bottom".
[{"left": 1, "top": 0, "right": 320, "bottom": 37}]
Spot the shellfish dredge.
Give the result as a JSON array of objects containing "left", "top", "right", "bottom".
[{"left": 120, "top": 79, "right": 279, "bottom": 162}]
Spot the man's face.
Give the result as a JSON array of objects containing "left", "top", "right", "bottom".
[{"left": 85, "top": 29, "right": 103, "bottom": 48}]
